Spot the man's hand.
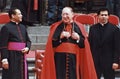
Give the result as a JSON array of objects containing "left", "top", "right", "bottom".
[
  {"left": 21, "top": 47, "right": 29, "bottom": 54},
  {"left": 71, "top": 31, "right": 80, "bottom": 40},
  {"left": 112, "top": 63, "right": 119, "bottom": 70},
  {"left": 60, "top": 31, "right": 71, "bottom": 39}
]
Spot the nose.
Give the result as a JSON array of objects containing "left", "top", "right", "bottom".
[
  {"left": 20, "top": 14, "right": 23, "bottom": 17},
  {"left": 63, "top": 14, "right": 67, "bottom": 17}
]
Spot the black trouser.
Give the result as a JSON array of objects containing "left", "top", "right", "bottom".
[{"left": 94, "top": 60, "right": 115, "bottom": 79}]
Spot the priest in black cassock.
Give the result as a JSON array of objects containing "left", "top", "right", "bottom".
[{"left": 0, "top": 8, "right": 31, "bottom": 79}]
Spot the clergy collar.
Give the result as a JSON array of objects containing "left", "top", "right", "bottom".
[
  {"left": 63, "top": 21, "right": 74, "bottom": 25},
  {"left": 100, "top": 22, "right": 108, "bottom": 27},
  {"left": 10, "top": 20, "right": 20, "bottom": 24}
]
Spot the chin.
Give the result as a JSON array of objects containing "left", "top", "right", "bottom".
[
  {"left": 63, "top": 21, "right": 69, "bottom": 24},
  {"left": 20, "top": 19, "right": 22, "bottom": 22}
]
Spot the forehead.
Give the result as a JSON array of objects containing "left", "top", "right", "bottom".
[
  {"left": 14, "top": 9, "right": 21, "bottom": 14},
  {"left": 16, "top": 9, "right": 21, "bottom": 12},
  {"left": 62, "top": 8, "right": 72, "bottom": 14},
  {"left": 99, "top": 11, "right": 108, "bottom": 15}
]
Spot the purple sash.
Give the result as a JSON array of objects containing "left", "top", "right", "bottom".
[{"left": 8, "top": 42, "right": 25, "bottom": 51}]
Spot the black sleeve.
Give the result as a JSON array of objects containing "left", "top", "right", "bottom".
[
  {"left": 0, "top": 26, "right": 9, "bottom": 59},
  {"left": 25, "top": 29, "right": 31, "bottom": 49},
  {"left": 113, "top": 27, "right": 120, "bottom": 64},
  {"left": 88, "top": 26, "right": 93, "bottom": 50},
  {"left": 74, "top": 25, "right": 85, "bottom": 48},
  {"left": 52, "top": 25, "right": 63, "bottom": 47}
]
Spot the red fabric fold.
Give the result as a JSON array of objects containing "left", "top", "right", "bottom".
[
  {"left": 34, "top": 0, "right": 38, "bottom": 10},
  {"left": 54, "top": 42, "right": 78, "bottom": 54}
]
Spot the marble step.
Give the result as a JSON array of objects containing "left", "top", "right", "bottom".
[
  {"left": 31, "top": 43, "right": 46, "bottom": 50},
  {"left": 29, "top": 34, "right": 48, "bottom": 43},
  {"left": 27, "top": 26, "right": 50, "bottom": 35}
]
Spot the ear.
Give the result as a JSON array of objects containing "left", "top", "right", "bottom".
[{"left": 71, "top": 13, "right": 74, "bottom": 18}]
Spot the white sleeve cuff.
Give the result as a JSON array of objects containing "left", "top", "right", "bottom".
[{"left": 76, "top": 39, "right": 80, "bottom": 43}]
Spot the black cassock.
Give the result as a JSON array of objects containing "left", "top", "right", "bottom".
[
  {"left": 0, "top": 21, "right": 31, "bottom": 79},
  {"left": 88, "top": 23, "right": 120, "bottom": 79}
]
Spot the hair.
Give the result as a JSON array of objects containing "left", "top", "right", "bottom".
[
  {"left": 97, "top": 7, "right": 110, "bottom": 15},
  {"left": 63, "top": 6, "right": 74, "bottom": 13},
  {"left": 8, "top": 8, "right": 19, "bottom": 18}
]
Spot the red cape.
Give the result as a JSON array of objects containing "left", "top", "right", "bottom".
[{"left": 41, "top": 21, "right": 97, "bottom": 79}]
